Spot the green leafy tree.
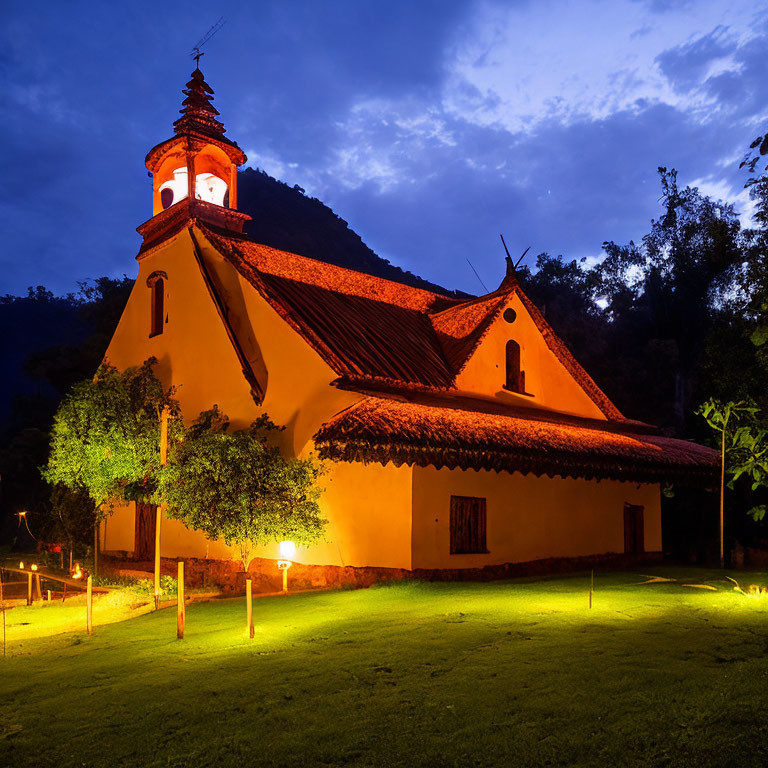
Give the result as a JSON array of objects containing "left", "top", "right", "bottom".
[
  {"left": 698, "top": 399, "right": 768, "bottom": 562},
  {"left": 158, "top": 407, "right": 326, "bottom": 572},
  {"left": 43, "top": 358, "right": 179, "bottom": 572}
]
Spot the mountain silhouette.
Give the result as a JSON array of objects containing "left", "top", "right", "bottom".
[{"left": 238, "top": 168, "right": 461, "bottom": 296}]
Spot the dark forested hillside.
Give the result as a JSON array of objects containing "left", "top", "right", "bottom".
[{"left": 238, "top": 168, "right": 458, "bottom": 295}]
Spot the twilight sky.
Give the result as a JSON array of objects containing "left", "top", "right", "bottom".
[{"left": 2, "top": 0, "right": 766, "bottom": 296}]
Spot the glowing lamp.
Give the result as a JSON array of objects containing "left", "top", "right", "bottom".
[
  {"left": 19, "top": 561, "right": 24, "bottom": 569},
  {"left": 31, "top": 564, "right": 38, "bottom": 572},
  {"left": 278, "top": 541, "right": 296, "bottom": 561},
  {"left": 277, "top": 541, "right": 295, "bottom": 593}
]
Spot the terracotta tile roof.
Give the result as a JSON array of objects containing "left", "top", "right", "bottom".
[
  {"left": 256, "top": 273, "right": 455, "bottom": 386},
  {"left": 313, "top": 395, "right": 719, "bottom": 484},
  {"left": 198, "top": 224, "right": 621, "bottom": 418},
  {"left": 430, "top": 293, "right": 508, "bottom": 373},
  {"left": 200, "top": 224, "right": 448, "bottom": 311}
]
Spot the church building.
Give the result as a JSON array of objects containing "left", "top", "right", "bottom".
[{"left": 102, "top": 67, "right": 719, "bottom": 582}]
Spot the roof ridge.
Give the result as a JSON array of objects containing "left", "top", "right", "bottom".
[{"left": 197, "top": 222, "right": 457, "bottom": 310}]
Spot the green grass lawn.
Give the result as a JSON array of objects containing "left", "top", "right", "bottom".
[{"left": 2, "top": 568, "right": 768, "bottom": 768}]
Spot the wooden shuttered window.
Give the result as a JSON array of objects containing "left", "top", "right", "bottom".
[
  {"left": 450, "top": 495, "right": 488, "bottom": 554},
  {"left": 623, "top": 503, "right": 644, "bottom": 554}
]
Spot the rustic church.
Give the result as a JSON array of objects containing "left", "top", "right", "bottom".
[{"left": 102, "top": 67, "right": 719, "bottom": 581}]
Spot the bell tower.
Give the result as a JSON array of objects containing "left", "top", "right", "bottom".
[{"left": 138, "top": 66, "right": 250, "bottom": 246}]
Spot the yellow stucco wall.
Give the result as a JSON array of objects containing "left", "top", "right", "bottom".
[
  {"left": 101, "top": 225, "right": 659, "bottom": 574},
  {"left": 411, "top": 465, "right": 661, "bottom": 569},
  {"left": 104, "top": 459, "right": 413, "bottom": 569},
  {"left": 456, "top": 293, "right": 606, "bottom": 420},
  {"left": 104, "top": 230, "right": 260, "bottom": 428},
  {"left": 102, "top": 226, "right": 419, "bottom": 568}
]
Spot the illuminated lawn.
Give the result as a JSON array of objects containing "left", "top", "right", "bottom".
[{"left": 2, "top": 569, "right": 768, "bottom": 767}]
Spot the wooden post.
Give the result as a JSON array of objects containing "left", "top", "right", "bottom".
[
  {"left": 155, "top": 407, "right": 169, "bottom": 610},
  {"left": 62, "top": 582, "right": 67, "bottom": 603},
  {"left": 177, "top": 561, "right": 185, "bottom": 640},
  {"left": 720, "top": 426, "right": 726, "bottom": 568},
  {"left": 27, "top": 572, "right": 32, "bottom": 606},
  {"left": 153, "top": 506, "right": 162, "bottom": 610},
  {"left": 86, "top": 576, "right": 93, "bottom": 635},
  {"left": 589, "top": 569, "right": 594, "bottom": 609},
  {"left": 34, "top": 573, "right": 42, "bottom": 602},
  {"left": 47, "top": 589, "right": 51, "bottom": 603},
  {"left": 282, "top": 569, "right": 288, "bottom": 594},
  {"left": 246, "top": 578, "right": 254, "bottom": 638}
]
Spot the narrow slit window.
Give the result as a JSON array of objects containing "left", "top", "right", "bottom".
[
  {"left": 450, "top": 496, "right": 488, "bottom": 554},
  {"left": 150, "top": 277, "right": 164, "bottom": 337},
  {"left": 505, "top": 340, "right": 524, "bottom": 393}
]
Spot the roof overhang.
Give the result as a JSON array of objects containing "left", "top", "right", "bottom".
[{"left": 314, "top": 395, "right": 720, "bottom": 486}]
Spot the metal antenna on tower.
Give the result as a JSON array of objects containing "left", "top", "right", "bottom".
[{"left": 191, "top": 16, "right": 226, "bottom": 67}]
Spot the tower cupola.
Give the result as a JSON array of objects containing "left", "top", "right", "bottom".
[{"left": 138, "top": 66, "right": 250, "bottom": 245}]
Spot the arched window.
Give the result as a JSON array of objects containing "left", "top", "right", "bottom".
[
  {"left": 504, "top": 340, "right": 524, "bottom": 393},
  {"left": 147, "top": 271, "right": 167, "bottom": 337}
]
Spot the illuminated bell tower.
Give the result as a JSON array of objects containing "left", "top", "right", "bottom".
[{"left": 138, "top": 66, "right": 250, "bottom": 245}]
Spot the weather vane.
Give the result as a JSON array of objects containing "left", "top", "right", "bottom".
[{"left": 191, "top": 16, "right": 226, "bottom": 67}]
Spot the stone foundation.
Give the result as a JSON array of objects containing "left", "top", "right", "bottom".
[{"left": 101, "top": 550, "right": 663, "bottom": 594}]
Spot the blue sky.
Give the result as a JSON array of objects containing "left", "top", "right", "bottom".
[{"left": 1, "top": 0, "right": 766, "bottom": 296}]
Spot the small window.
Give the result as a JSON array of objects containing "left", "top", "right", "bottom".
[
  {"left": 623, "top": 503, "right": 644, "bottom": 554},
  {"left": 504, "top": 340, "right": 525, "bottom": 393},
  {"left": 450, "top": 496, "right": 488, "bottom": 554},
  {"left": 150, "top": 277, "right": 164, "bottom": 337},
  {"left": 160, "top": 187, "right": 175, "bottom": 210}
]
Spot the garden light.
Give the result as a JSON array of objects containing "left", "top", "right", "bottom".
[
  {"left": 31, "top": 564, "right": 38, "bottom": 572},
  {"left": 19, "top": 562, "right": 24, "bottom": 570},
  {"left": 277, "top": 540, "right": 295, "bottom": 593},
  {"left": 278, "top": 540, "right": 296, "bottom": 560}
]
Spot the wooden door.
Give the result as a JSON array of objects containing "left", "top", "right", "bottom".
[
  {"left": 450, "top": 496, "right": 488, "bottom": 554},
  {"left": 134, "top": 503, "right": 157, "bottom": 560},
  {"left": 623, "top": 503, "right": 644, "bottom": 554}
]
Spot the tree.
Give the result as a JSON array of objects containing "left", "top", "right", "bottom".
[
  {"left": 43, "top": 358, "right": 179, "bottom": 572},
  {"left": 157, "top": 407, "right": 326, "bottom": 572},
  {"left": 596, "top": 168, "right": 743, "bottom": 430}
]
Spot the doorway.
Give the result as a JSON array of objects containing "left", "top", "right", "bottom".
[{"left": 623, "top": 503, "right": 644, "bottom": 554}]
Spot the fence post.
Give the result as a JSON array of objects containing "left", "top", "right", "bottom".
[
  {"left": 177, "top": 561, "right": 185, "bottom": 640},
  {"left": 86, "top": 576, "right": 93, "bottom": 635},
  {"left": 27, "top": 572, "right": 32, "bottom": 606},
  {"left": 246, "top": 578, "right": 254, "bottom": 638}
]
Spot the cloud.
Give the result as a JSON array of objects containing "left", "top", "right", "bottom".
[{"left": 1, "top": 0, "right": 768, "bottom": 297}]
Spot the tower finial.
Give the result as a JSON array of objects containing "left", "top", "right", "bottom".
[{"left": 173, "top": 67, "right": 226, "bottom": 139}]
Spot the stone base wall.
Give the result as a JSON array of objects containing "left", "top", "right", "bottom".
[{"left": 101, "top": 550, "right": 663, "bottom": 594}]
